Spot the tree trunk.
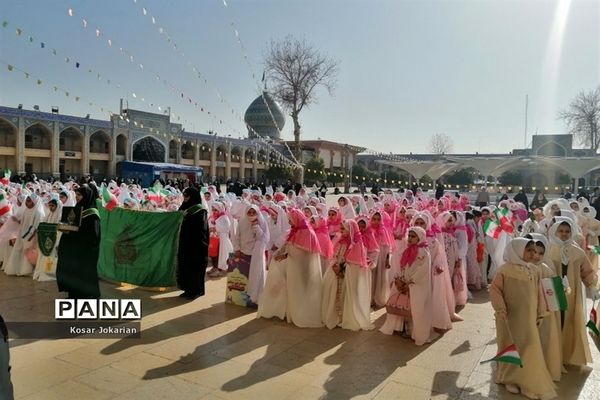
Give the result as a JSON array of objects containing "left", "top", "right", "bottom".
[{"left": 292, "top": 111, "right": 304, "bottom": 183}]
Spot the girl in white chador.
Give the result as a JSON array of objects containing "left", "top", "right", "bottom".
[
  {"left": 4, "top": 193, "right": 45, "bottom": 276},
  {"left": 207, "top": 202, "right": 233, "bottom": 277},
  {"left": 233, "top": 205, "right": 269, "bottom": 305},
  {"left": 380, "top": 226, "right": 437, "bottom": 345},
  {"left": 258, "top": 208, "right": 322, "bottom": 328}
]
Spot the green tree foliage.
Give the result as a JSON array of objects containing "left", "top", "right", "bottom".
[
  {"left": 304, "top": 157, "right": 326, "bottom": 184},
  {"left": 445, "top": 168, "right": 476, "bottom": 185},
  {"left": 499, "top": 170, "right": 523, "bottom": 185}
]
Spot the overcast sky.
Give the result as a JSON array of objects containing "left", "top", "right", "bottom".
[{"left": 1, "top": 0, "right": 598, "bottom": 154}]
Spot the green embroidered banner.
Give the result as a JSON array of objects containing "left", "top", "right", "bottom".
[
  {"left": 37, "top": 223, "right": 58, "bottom": 257},
  {"left": 97, "top": 207, "right": 183, "bottom": 287}
]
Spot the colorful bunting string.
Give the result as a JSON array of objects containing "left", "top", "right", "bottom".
[
  {"left": 126, "top": 1, "right": 300, "bottom": 166},
  {"left": 65, "top": 7, "right": 297, "bottom": 168},
  {"left": 2, "top": 18, "right": 295, "bottom": 168}
]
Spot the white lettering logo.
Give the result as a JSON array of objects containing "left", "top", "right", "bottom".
[{"left": 55, "top": 299, "right": 142, "bottom": 320}]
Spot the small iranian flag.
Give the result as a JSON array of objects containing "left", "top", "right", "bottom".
[
  {"left": 586, "top": 304, "right": 600, "bottom": 336},
  {"left": 480, "top": 344, "right": 523, "bottom": 368},
  {"left": 102, "top": 186, "right": 118, "bottom": 211},
  {"left": 483, "top": 219, "right": 501, "bottom": 239},
  {"left": 541, "top": 277, "right": 568, "bottom": 312},
  {"left": 588, "top": 245, "right": 600, "bottom": 255}
]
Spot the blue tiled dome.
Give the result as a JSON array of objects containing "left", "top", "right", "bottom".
[{"left": 244, "top": 91, "right": 285, "bottom": 140}]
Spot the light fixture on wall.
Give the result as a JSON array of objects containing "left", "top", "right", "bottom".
[
  {"left": 17, "top": 104, "right": 23, "bottom": 109},
  {"left": 51, "top": 106, "right": 59, "bottom": 114},
  {"left": 33, "top": 105, "right": 40, "bottom": 111}
]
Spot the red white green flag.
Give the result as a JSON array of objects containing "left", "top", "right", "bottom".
[
  {"left": 495, "top": 208, "right": 515, "bottom": 234},
  {"left": 586, "top": 304, "right": 600, "bottom": 336},
  {"left": 588, "top": 245, "right": 600, "bottom": 255},
  {"left": 102, "top": 186, "right": 118, "bottom": 211},
  {"left": 480, "top": 344, "right": 523, "bottom": 368},
  {"left": 483, "top": 219, "right": 502, "bottom": 239},
  {"left": 541, "top": 277, "right": 568, "bottom": 312}
]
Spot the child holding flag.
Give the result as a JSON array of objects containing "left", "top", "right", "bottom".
[
  {"left": 489, "top": 237, "right": 556, "bottom": 399},
  {"left": 547, "top": 219, "right": 599, "bottom": 368},
  {"left": 528, "top": 233, "right": 563, "bottom": 382}
]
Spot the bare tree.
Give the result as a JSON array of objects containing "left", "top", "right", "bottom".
[
  {"left": 560, "top": 87, "right": 600, "bottom": 152},
  {"left": 428, "top": 133, "right": 453, "bottom": 154},
  {"left": 265, "top": 36, "right": 339, "bottom": 171}
]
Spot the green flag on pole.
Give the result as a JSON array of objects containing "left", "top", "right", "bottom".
[{"left": 97, "top": 206, "right": 183, "bottom": 287}]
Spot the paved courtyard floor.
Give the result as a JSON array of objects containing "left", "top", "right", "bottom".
[{"left": 2, "top": 271, "right": 600, "bottom": 400}]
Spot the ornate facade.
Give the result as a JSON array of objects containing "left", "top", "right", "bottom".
[{"left": 0, "top": 105, "right": 294, "bottom": 182}]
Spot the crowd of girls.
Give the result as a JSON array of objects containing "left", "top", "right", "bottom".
[{"left": 202, "top": 186, "right": 600, "bottom": 400}]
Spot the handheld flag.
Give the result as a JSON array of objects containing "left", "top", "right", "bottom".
[
  {"left": 588, "top": 245, "right": 600, "bottom": 255},
  {"left": 0, "top": 169, "right": 10, "bottom": 186},
  {"left": 480, "top": 344, "right": 523, "bottom": 368},
  {"left": 102, "top": 186, "right": 118, "bottom": 211},
  {"left": 541, "top": 277, "right": 568, "bottom": 312},
  {"left": 586, "top": 302, "right": 600, "bottom": 336},
  {"left": 483, "top": 219, "right": 501, "bottom": 239}
]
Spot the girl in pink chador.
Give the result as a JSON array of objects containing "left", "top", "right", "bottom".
[
  {"left": 437, "top": 211, "right": 467, "bottom": 312},
  {"left": 369, "top": 210, "right": 395, "bottom": 307},
  {"left": 412, "top": 213, "right": 462, "bottom": 329}
]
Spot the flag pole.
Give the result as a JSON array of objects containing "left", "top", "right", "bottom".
[{"left": 524, "top": 94, "right": 528, "bottom": 148}]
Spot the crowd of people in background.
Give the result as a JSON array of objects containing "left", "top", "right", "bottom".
[{"left": 2, "top": 173, "right": 600, "bottom": 399}]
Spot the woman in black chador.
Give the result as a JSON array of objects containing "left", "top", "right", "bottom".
[
  {"left": 177, "top": 187, "right": 209, "bottom": 299},
  {"left": 57, "top": 185, "right": 101, "bottom": 299}
]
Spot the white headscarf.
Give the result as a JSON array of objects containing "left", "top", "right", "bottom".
[
  {"left": 548, "top": 217, "right": 576, "bottom": 265},
  {"left": 582, "top": 205, "right": 597, "bottom": 220},
  {"left": 527, "top": 233, "right": 551, "bottom": 266},
  {"left": 503, "top": 237, "right": 533, "bottom": 267},
  {"left": 240, "top": 204, "right": 270, "bottom": 304},
  {"left": 44, "top": 195, "right": 63, "bottom": 224},
  {"left": 19, "top": 193, "right": 46, "bottom": 241},
  {"left": 338, "top": 196, "right": 356, "bottom": 220}
]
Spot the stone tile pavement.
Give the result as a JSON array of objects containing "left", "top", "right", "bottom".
[{"left": 2, "top": 273, "right": 600, "bottom": 400}]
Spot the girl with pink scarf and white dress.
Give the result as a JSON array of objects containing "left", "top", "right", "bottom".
[
  {"left": 369, "top": 210, "right": 395, "bottom": 307},
  {"left": 380, "top": 226, "right": 437, "bottom": 345},
  {"left": 259, "top": 209, "right": 323, "bottom": 328},
  {"left": 437, "top": 211, "right": 467, "bottom": 310},
  {"left": 323, "top": 219, "right": 374, "bottom": 331},
  {"left": 412, "top": 213, "right": 462, "bottom": 329}
]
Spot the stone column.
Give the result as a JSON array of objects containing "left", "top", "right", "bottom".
[
  {"left": 109, "top": 133, "right": 117, "bottom": 178},
  {"left": 252, "top": 146, "right": 258, "bottom": 182},
  {"left": 16, "top": 117, "right": 25, "bottom": 175},
  {"left": 225, "top": 142, "right": 232, "bottom": 180},
  {"left": 239, "top": 146, "right": 246, "bottom": 180},
  {"left": 175, "top": 139, "right": 181, "bottom": 164},
  {"left": 194, "top": 140, "right": 200, "bottom": 166},
  {"left": 82, "top": 126, "right": 90, "bottom": 177},
  {"left": 210, "top": 140, "right": 217, "bottom": 180},
  {"left": 51, "top": 122, "right": 60, "bottom": 178}
]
